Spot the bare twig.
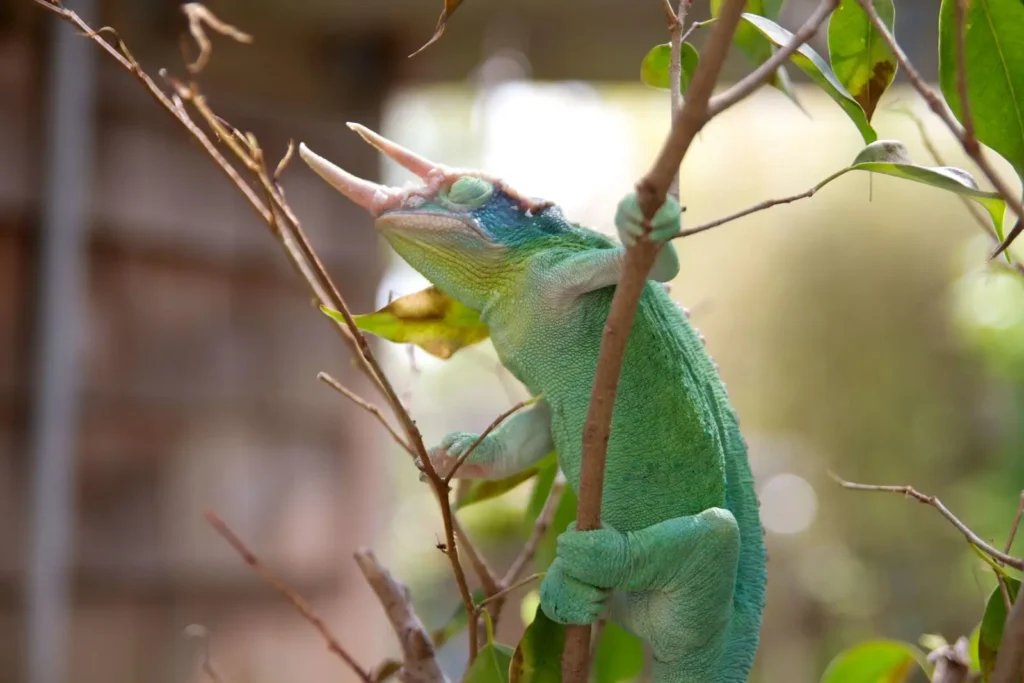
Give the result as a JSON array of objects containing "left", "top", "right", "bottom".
[
  {"left": 445, "top": 397, "right": 538, "bottom": 482},
  {"left": 488, "top": 474, "right": 567, "bottom": 625},
  {"left": 504, "top": 475, "right": 567, "bottom": 587},
  {"left": 204, "top": 511, "right": 372, "bottom": 683},
  {"left": 668, "top": 0, "right": 690, "bottom": 200},
  {"left": 709, "top": 0, "right": 839, "bottom": 118},
  {"left": 34, "top": 3, "right": 481, "bottom": 663},
  {"left": 853, "top": 0, "right": 1024, "bottom": 257},
  {"left": 451, "top": 516, "right": 501, "bottom": 597},
  {"left": 679, "top": 18, "right": 717, "bottom": 46},
  {"left": 354, "top": 548, "right": 449, "bottom": 683},
  {"left": 674, "top": 186, "right": 818, "bottom": 239},
  {"left": 830, "top": 475, "right": 1024, "bottom": 570},
  {"left": 475, "top": 574, "right": 543, "bottom": 613},
  {"left": 1008, "top": 492, "right": 1024, "bottom": 554},
  {"left": 318, "top": 372, "right": 413, "bottom": 456},
  {"left": 564, "top": 1, "right": 755, "bottom": 680}
]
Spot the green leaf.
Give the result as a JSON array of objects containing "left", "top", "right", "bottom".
[
  {"left": 509, "top": 605, "right": 565, "bottom": 683},
  {"left": 978, "top": 576, "right": 1021, "bottom": 680},
  {"left": 939, "top": 0, "right": 1024, "bottom": 179},
  {"left": 711, "top": 0, "right": 802, "bottom": 108},
  {"left": 740, "top": 13, "right": 877, "bottom": 144},
  {"left": 327, "top": 286, "right": 489, "bottom": 360},
  {"left": 593, "top": 622, "right": 645, "bottom": 683},
  {"left": 640, "top": 42, "right": 699, "bottom": 92},
  {"left": 819, "top": 640, "right": 929, "bottom": 682},
  {"left": 816, "top": 140, "right": 1007, "bottom": 236},
  {"left": 465, "top": 641, "right": 516, "bottom": 683},
  {"left": 457, "top": 467, "right": 544, "bottom": 510},
  {"left": 827, "top": 0, "right": 897, "bottom": 121},
  {"left": 969, "top": 623, "right": 981, "bottom": 673}
]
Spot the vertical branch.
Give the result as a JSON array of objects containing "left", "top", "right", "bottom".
[
  {"left": 667, "top": 0, "right": 690, "bottom": 201},
  {"left": 561, "top": 3, "right": 749, "bottom": 682}
]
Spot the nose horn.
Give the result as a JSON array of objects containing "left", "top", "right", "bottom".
[
  {"left": 347, "top": 122, "right": 439, "bottom": 179},
  {"left": 298, "top": 142, "right": 385, "bottom": 212}
]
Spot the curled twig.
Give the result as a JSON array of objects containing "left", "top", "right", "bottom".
[{"left": 182, "top": 3, "right": 253, "bottom": 74}]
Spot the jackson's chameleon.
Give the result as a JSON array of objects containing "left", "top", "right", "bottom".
[{"left": 299, "top": 125, "right": 766, "bottom": 683}]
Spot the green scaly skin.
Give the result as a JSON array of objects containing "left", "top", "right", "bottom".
[{"left": 300, "top": 139, "right": 767, "bottom": 683}]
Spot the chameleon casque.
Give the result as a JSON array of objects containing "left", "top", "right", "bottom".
[{"left": 299, "top": 124, "right": 767, "bottom": 683}]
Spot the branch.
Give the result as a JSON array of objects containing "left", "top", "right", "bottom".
[
  {"left": 991, "top": 491, "right": 1024, "bottom": 683},
  {"left": 204, "top": 511, "right": 372, "bottom": 683},
  {"left": 674, "top": 186, "right": 818, "bottom": 239},
  {"left": 830, "top": 475, "right": 1024, "bottom": 570},
  {"left": 709, "top": 0, "right": 839, "bottom": 118},
  {"left": 451, "top": 516, "right": 502, "bottom": 597},
  {"left": 853, "top": 0, "right": 1024, "bottom": 257},
  {"left": 31, "top": 2, "right": 481, "bottom": 664},
  {"left": 564, "top": 1, "right": 754, "bottom": 680},
  {"left": 668, "top": 0, "right": 691, "bottom": 200},
  {"left": 354, "top": 549, "right": 449, "bottom": 683},
  {"left": 318, "top": 372, "right": 413, "bottom": 457},
  {"left": 445, "top": 397, "right": 538, "bottom": 482}
]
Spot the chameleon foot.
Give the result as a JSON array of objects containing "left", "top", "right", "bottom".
[
  {"left": 539, "top": 558, "right": 610, "bottom": 625},
  {"left": 614, "top": 192, "right": 680, "bottom": 282},
  {"left": 418, "top": 431, "right": 491, "bottom": 481}
]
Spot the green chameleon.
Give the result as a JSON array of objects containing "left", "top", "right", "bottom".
[{"left": 300, "top": 124, "right": 766, "bottom": 683}]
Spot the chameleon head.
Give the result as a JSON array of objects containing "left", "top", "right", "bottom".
[{"left": 299, "top": 123, "right": 584, "bottom": 310}]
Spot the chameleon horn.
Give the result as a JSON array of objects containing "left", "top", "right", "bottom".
[
  {"left": 347, "top": 122, "right": 439, "bottom": 179},
  {"left": 298, "top": 143, "right": 384, "bottom": 212}
]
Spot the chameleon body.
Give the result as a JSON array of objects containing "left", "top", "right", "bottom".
[{"left": 299, "top": 125, "right": 766, "bottom": 683}]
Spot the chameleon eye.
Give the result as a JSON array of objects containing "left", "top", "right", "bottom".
[{"left": 444, "top": 177, "right": 493, "bottom": 208}]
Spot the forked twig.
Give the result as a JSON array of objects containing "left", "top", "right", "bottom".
[{"left": 830, "top": 474, "right": 1024, "bottom": 570}]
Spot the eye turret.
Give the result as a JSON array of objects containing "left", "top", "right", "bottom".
[{"left": 442, "top": 176, "right": 494, "bottom": 209}]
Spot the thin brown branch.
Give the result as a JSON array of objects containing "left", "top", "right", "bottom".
[
  {"left": 830, "top": 474, "right": 1024, "bottom": 570},
  {"left": 1007, "top": 491, "right": 1024, "bottom": 553},
  {"left": 319, "top": 372, "right": 414, "bottom": 456},
  {"left": 445, "top": 397, "right": 538, "bottom": 482},
  {"left": 564, "top": 1, "right": 750, "bottom": 680},
  {"left": 853, "top": 0, "right": 1024, "bottom": 256},
  {"left": 354, "top": 548, "right": 449, "bottom": 683},
  {"left": 679, "top": 18, "right": 717, "bottom": 46},
  {"left": 668, "top": 0, "right": 690, "bottom": 200},
  {"left": 475, "top": 574, "right": 543, "bottom": 613},
  {"left": 674, "top": 186, "right": 818, "bottom": 239},
  {"left": 204, "top": 511, "right": 372, "bottom": 683},
  {"left": 452, "top": 516, "right": 501, "bottom": 597},
  {"left": 31, "top": 0, "right": 270, "bottom": 223},
  {"left": 489, "top": 474, "right": 567, "bottom": 625},
  {"left": 709, "top": 0, "right": 839, "bottom": 118},
  {"left": 504, "top": 475, "right": 567, "bottom": 587},
  {"left": 35, "top": 0, "right": 477, "bottom": 669}
]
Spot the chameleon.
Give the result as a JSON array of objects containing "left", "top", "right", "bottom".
[{"left": 299, "top": 124, "right": 766, "bottom": 683}]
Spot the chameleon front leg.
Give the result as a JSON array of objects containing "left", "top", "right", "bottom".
[
  {"left": 540, "top": 508, "right": 741, "bottom": 683},
  {"left": 420, "top": 398, "right": 554, "bottom": 480}
]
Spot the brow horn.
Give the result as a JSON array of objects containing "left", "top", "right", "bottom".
[{"left": 346, "top": 122, "right": 439, "bottom": 179}]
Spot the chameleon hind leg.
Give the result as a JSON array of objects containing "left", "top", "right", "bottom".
[{"left": 541, "top": 508, "right": 741, "bottom": 683}]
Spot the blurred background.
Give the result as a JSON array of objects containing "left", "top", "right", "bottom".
[{"left": 2, "top": 0, "right": 1024, "bottom": 681}]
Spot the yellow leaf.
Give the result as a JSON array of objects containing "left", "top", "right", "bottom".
[{"left": 323, "top": 287, "right": 489, "bottom": 360}]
